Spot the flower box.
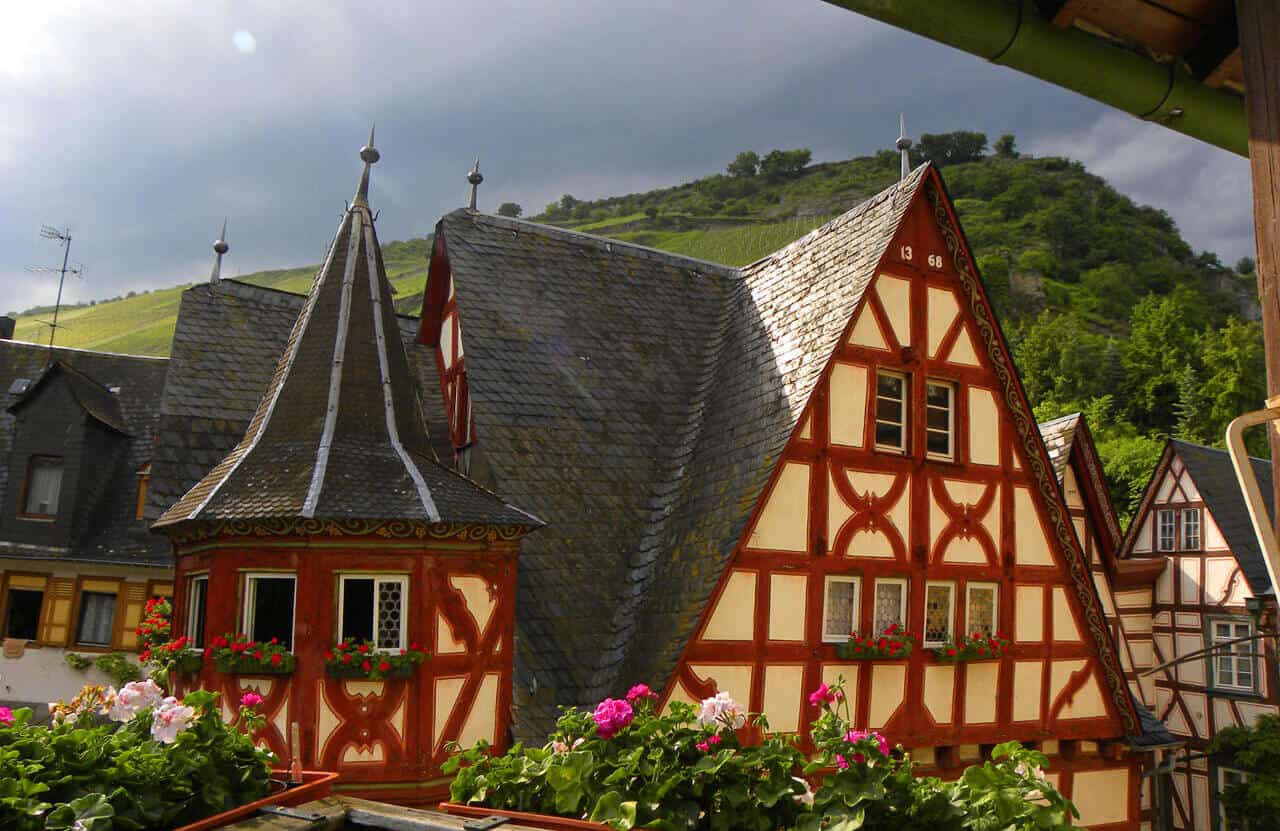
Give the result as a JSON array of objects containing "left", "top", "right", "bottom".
[
  {"left": 326, "top": 662, "right": 416, "bottom": 680},
  {"left": 929, "top": 632, "right": 1012, "bottom": 663},
  {"left": 440, "top": 802, "right": 610, "bottom": 831},
  {"left": 213, "top": 653, "right": 296, "bottom": 675},
  {"left": 835, "top": 625, "right": 916, "bottom": 660},
  {"left": 210, "top": 634, "right": 297, "bottom": 675},
  {"left": 173, "top": 651, "right": 205, "bottom": 675},
  {"left": 174, "top": 771, "right": 339, "bottom": 831}
]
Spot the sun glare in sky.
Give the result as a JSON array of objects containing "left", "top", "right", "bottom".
[{"left": 232, "top": 30, "right": 257, "bottom": 54}]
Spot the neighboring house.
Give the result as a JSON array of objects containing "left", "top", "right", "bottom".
[
  {"left": 0, "top": 340, "right": 172, "bottom": 704},
  {"left": 1118, "top": 439, "right": 1277, "bottom": 831},
  {"left": 416, "top": 163, "right": 1163, "bottom": 828}
]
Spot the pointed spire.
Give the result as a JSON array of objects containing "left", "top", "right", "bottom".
[
  {"left": 354, "top": 124, "right": 380, "bottom": 205},
  {"left": 210, "top": 218, "right": 229, "bottom": 284},
  {"left": 895, "top": 114, "right": 913, "bottom": 181},
  {"left": 467, "top": 158, "right": 483, "bottom": 211}
]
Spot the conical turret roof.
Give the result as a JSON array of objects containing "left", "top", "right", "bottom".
[{"left": 155, "top": 136, "right": 537, "bottom": 531}]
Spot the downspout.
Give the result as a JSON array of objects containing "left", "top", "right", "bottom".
[
  {"left": 821, "top": 0, "right": 1248, "bottom": 157},
  {"left": 1226, "top": 404, "right": 1280, "bottom": 594}
]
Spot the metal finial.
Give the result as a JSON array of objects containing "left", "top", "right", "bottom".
[
  {"left": 467, "top": 158, "right": 483, "bottom": 211},
  {"left": 210, "top": 218, "right": 229, "bottom": 284},
  {"left": 355, "top": 124, "right": 379, "bottom": 205},
  {"left": 895, "top": 113, "right": 913, "bottom": 181}
]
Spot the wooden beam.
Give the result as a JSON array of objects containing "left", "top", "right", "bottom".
[
  {"left": 1051, "top": 0, "right": 1088, "bottom": 27},
  {"left": 1237, "top": 0, "right": 1280, "bottom": 538}
]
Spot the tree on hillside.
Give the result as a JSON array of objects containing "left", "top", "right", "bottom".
[
  {"left": 910, "top": 131, "right": 988, "bottom": 167},
  {"left": 497, "top": 202, "right": 522, "bottom": 218},
  {"left": 560, "top": 194, "right": 580, "bottom": 213},
  {"left": 1236, "top": 256, "right": 1256, "bottom": 275},
  {"left": 759, "top": 148, "right": 811, "bottom": 181},
  {"left": 1123, "top": 286, "right": 1204, "bottom": 432},
  {"left": 727, "top": 151, "right": 759, "bottom": 178},
  {"left": 994, "top": 134, "right": 1018, "bottom": 158}
]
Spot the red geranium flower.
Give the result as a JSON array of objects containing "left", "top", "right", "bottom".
[
  {"left": 946, "top": 647, "right": 957, "bottom": 656},
  {"left": 270, "top": 653, "right": 283, "bottom": 666},
  {"left": 342, "top": 654, "right": 352, "bottom": 665},
  {"left": 324, "top": 651, "right": 334, "bottom": 661},
  {"left": 361, "top": 660, "right": 372, "bottom": 672},
  {"left": 358, "top": 643, "right": 370, "bottom": 654},
  {"left": 378, "top": 661, "right": 391, "bottom": 672}
]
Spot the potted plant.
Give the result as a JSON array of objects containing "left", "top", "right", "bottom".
[
  {"left": 930, "top": 630, "right": 1013, "bottom": 662},
  {"left": 6, "top": 681, "right": 337, "bottom": 830},
  {"left": 442, "top": 684, "right": 810, "bottom": 830},
  {"left": 323, "top": 640, "right": 429, "bottom": 681},
  {"left": 834, "top": 623, "right": 916, "bottom": 659},
  {"left": 210, "top": 634, "right": 296, "bottom": 675}
]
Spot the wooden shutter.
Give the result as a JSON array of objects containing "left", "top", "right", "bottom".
[
  {"left": 116, "top": 582, "right": 149, "bottom": 651},
  {"left": 39, "top": 577, "right": 73, "bottom": 646}
]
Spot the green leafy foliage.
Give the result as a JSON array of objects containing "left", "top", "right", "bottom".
[
  {"left": 209, "top": 634, "right": 296, "bottom": 675},
  {"left": 92, "top": 654, "right": 141, "bottom": 687},
  {"left": 1210, "top": 714, "right": 1280, "bottom": 831},
  {"left": 0, "top": 689, "right": 274, "bottom": 831},
  {"left": 323, "top": 640, "right": 429, "bottom": 681},
  {"left": 63, "top": 654, "right": 92, "bottom": 671}
]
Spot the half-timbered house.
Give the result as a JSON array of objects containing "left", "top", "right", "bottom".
[
  {"left": 417, "top": 163, "right": 1164, "bottom": 828},
  {"left": 0, "top": 339, "right": 172, "bottom": 705},
  {"left": 1118, "top": 440, "right": 1277, "bottom": 831}
]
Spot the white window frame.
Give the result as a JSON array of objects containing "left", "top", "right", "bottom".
[
  {"left": 872, "top": 578, "right": 909, "bottom": 635},
  {"left": 1218, "top": 766, "right": 1249, "bottom": 831},
  {"left": 923, "top": 581, "right": 956, "bottom": 647},
  {"left": 1157, "top": 509, "right": 1177, "bottom": 552},
  {"left": 337, "top": 573, "right": 409, "bottom": 651},
  {"left": 1182, "top": 507, "right": 1202, "bottom": 551},
  {"left": 874, "top": 370, "right": 909, "bottom": 453},
  {"left": 241, "top": 572, "right": 297, "bottom": 646},
  {"left": 1210, "top": 617, "right": 1256, "bottom": 693},
  {"left": 185, "top": 573, "right": 208, "bottom": 651},
  {"left": 822, "top": 575, "right": 861, "bottom": 643},
  {"left": 924, "top": 379, "right": 956, "bottom": 461},
  {"left": 965, "top": 582, "right": 999, "bottom": 638}
]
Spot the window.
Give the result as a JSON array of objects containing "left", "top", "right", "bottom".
[
  {"left": 1157, "top": 509, "right": 1176, "bottom": 552},
  {"left": 21, "top": 456, "right": 63, "bottom": 517},
  {"left": 1183, "top": 508, "right": 1202, "bottom": 551},
  {"left": 822, "top": 576, "right": 860, "bottom": 643},
  {"left": 242, "top": 574, "right": 296, "bottom": 650},
  {"left": 185, "top": 575, "right": 208, "bottom": 649},
  {"left": 923, "top": 582, "right": 955, "bottom": 646},
  {"left": 874, "top": 371, "right": 908, "bottom": 451},
  {"left": 966, "top": 583, "right": 998, "bottom": 637},
  {"left": 75, "top": 591, "right": 117, "bottom": 647},
  {"left": 338, "top": 575, "right": 407, "bottom": 650},
  {"left": 3, "top": 588, "right": 44, "bottom": 641},
  {"left": 1211, "top": 619, "right": 1255, "bottom": 692},
  {"left": 1219, "top": 767, "right": 1249, "bottom": 831},
  {"left": 872, "top": 579, "right": 907, "bottom": 635},
  {"left": 925, "top": 380, "right": 955, "bottom": 460}
]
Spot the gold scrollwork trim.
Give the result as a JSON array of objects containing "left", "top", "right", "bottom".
[
  {"left": 926, "top": 179, "right": 1138, "bottom": 736},
  {"left": 162, "top": 517, "right": 530, "bottom": 546}
]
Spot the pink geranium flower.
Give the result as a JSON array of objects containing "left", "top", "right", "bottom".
[
  {"left": 625, "top": 683, "right": 657, "bottom": 703},
  {"left": 240, "top": 692, "right": 264, "bottom": 709},
  {"left": 592, "top": 698, "right": 634, "bottom": 739},
  {"left": 808, "top": 683, "right": 837, "bottom": 708},
  {"left": 0, "top": 706, "right": 12, "bottom": 726}
]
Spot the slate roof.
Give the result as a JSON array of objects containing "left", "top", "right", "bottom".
[
  {"left": 435, "top": 165, "right": 927, "bottom": 736},
  {"left": 1038, "top": 412, "right": 1080, "bottom": 484},
  {"left": 154, "top": 179, "right": 534, "bottom": 530},
  {"left": 10, "top": 361, "right": 131, "bottom": 435},
  {"left": 1170, "top": 439, "right": 1275, "bottom": 594},
  {"left": 0, "top": 340, "right": 170, "bottom": 566}
]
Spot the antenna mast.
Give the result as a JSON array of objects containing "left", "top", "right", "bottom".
[{"left": 26, "top": 225, "right": 83, "bottom": 359}]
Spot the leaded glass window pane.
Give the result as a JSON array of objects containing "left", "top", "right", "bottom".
[
  {"left": 924, "top": 583, "right": 953, "bottom": 645},
  {"left": 1157, "top": 509, "right": 1176, "bottom": 552},
  {"left": 968, "top": 585, "right": 996, "bottom": 637},
  {"left": 823, "top": 579, "right": 858, "bottom": 641},
  {"left": 873, "top": 581, "right": 905, "bottom": 634},
  {"left": 377, "top": 579, "right": 403, "bottom": 649},
  {"left": 1182, "top": 508, "right": 1201, "bottom": 550}
]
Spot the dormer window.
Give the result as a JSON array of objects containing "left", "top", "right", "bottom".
[{"left": 20, "top": 456, "right": 63, "bottom": 518}]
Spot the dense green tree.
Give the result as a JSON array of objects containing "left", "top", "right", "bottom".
[
  {"left": 910, "top": 131, "right": 988, "bottom": 167},
  {"left": 994, "top": 134, "right": 1017, "bottom": 158},
  {"left": 759, "top": 148, "right": 811, "bottom": 180},
  {"left": 1200, "top": 318, "right": 1269, "bottom": 455},
  {"left": 1236, "top": 256, "right": 1257, "bottom": 275},
  {"left": 1210, "top": 715, "right": 1280, "bottom": 831},
  {"left": 1174, "top": 364, "right": 1212, "bottom": 444},
  {"left": 1122, "top": 287, "right": 1203, "bottom": 431},
  {"left": 727, "top": 151, "right": 759, "bottom": 178},
  {"left": 496, "top": 202, "right": 522, "bottom": 218}
]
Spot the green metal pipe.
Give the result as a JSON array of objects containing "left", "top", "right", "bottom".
[{"left": 823, "top": 0, "right": 1248, "bottom": 157}]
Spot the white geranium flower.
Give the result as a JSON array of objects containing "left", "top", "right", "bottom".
[
  {"left": 150, "top": 697, "right": 196, "bottom": 744},
  {"left": 109, "top": 679, "right": 164, "bottom": 723},
  {"left": 696, "top": 691, "right": 746, "bottom": 730}
]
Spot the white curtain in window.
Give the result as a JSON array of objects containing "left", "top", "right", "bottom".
[
  {"left": 77, "top": 593, "right": 116, "bottom": 646},
  {"left": 25, "top": 460, "right": 63, "bottom": 515}
]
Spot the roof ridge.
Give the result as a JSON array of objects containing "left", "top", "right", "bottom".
[
  {"left": 1037, "top": 411, "right": 1082, "bottom": 426},
  {"left": 447, "top": 208, "right": 741, "bottom": 278},
  {"left": 1, "top": 339, "right": 168, "bottom": 362},
  {"left": 1171, "top": 437, "right": 1272, "bottom": 466},
  {"left": 211, "top": 278, "right": 423, "bottom": 322}
]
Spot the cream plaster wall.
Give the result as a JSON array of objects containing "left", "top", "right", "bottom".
[
  {"left": 0, "top": 648, "right": 128, "bottom": 707},
  {"left": 822, "top": 663, "right": 859, "bottom": 703},
  {"left": 451, "top": 575, "right": 495, "bottom": 635},
  {"left": 761, "top": 664, "right": 805, "bottom": 733},
  {"left": 457, "top": 672, "right": 499, "bottom": 749},
  {"left": 1013, "top": 661, "right": 1043, "bottom": 721},
  {"left": 926, "top": 286, "right": 958, "bottom": 358},
  {"left": 1175, "top": 634, "right": 1205, "bottom": 686},
  {"left": 768, "top": 574, "right": 807, "bottom": 641},
  {"left": 702, "top": 571, "right": 757, "bottom": 641},
  {"left": 1072, "top": 768, "right": 1131, "bottom": 827},
  {"left": 1177, "top": 558, "right": 1199, "bottom": 604},
  {"left": 689, "top": 664, "right": 753, "bottom": 706},
  {"left": 1052, "top": 587, "right": 1082, "bottom": 642},
  {"left": 1013, "top": 487, "right": 1055, "bottom": 566},
  {"left": 1182, "top": 690, "right": 1207, "bottom": 738},
  {"left": 964, "top": 662, "right": 998, "bottom": 724},
  {"left": 434, "top": 677, "right": 465, "bottom": 749},
  {"left": 923, "top": 664, "right": 955, "bottom": 724},
  {"left": 875, "top": 275, "right": 912, "bottom": 347},
  {"left": 848, "top": 306, "right": 888, "bottom": 350},
  {"left": 868, "top": 664, "right": 906, "bottom": 728},
  {"left": 967, "top": 388, "right": 1000, "bottom": 466},
  {"left": 748, "top": 463, "right": 809, "bottom": 552},
  {"left": 947, "top": 327, "right": 981, "bottom": 366},
  {"left": 828, "top": 362, "right": 868, "bottom": 447},
  {"left": 1016, "top": 585, "right": 1045, "bottom": 642}
]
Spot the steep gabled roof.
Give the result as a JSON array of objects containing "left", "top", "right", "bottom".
[
  {"left": 1039, "top": 412, "right": 1080, "bottom": 484},
  {"left": 1171, "top": 439, "right": 1274, "bottom": 594},
  {"left": 9, "top": 361, "right": 130, "bottom": 435},
  {"left": 432, "top": 166, "right": 928, "bottom": 733},
  {"left": 154, "top": 155, "right": 535, "bottom": 532},
  {"left": 1038, "top": 412, "right": 1123, "bottom": 552},
  {"left": 0, "top": 340, "right": 169, "bottom": 566}
]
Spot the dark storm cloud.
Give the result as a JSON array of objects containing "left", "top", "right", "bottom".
[{"left": 0, "top": 1, "right": 1253, "bottom": 315}]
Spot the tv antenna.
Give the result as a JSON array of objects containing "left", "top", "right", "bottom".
[{"left": 25, "top": 225, "right": 83, "bottom": 357}]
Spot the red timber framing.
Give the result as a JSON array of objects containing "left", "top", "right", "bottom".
[
  {"left": 662, "top": 168, "right": 1142, "bottom": 827},
  {"left": 420, "top": 228, "right": 474, "bottom": 458},
  {"left": 170, "top": 524, "right": 519, "bottom": 805}
]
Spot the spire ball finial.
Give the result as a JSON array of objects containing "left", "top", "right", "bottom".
[
  {"left": 210, "top": 218, "right": 229, "bottom": 284},
  {"left": 895, "top": 113, "right": 913, "bottom": 181},
  {"left": 467, "top": 158, "right": 483, "bottom": 210},
  {"left": 360, "top": 123, "right": 380, "bottom": 165}
]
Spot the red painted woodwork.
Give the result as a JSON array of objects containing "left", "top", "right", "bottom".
[
  {"left": 420, "top": 230, "right": 474, "bottom": 455},
  {"left": 172, "top": 771, "right": 338, "bottom": 831},
  {"left": 172, "top": 533, "right": 518, "bottom": 803},
  {"left": 661, "top": 169, "right": 1143, "bottom": 831}
]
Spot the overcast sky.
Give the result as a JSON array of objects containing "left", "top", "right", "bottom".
[{"left": 0, "top": 1, "right": 1254, "bottom": 316}]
